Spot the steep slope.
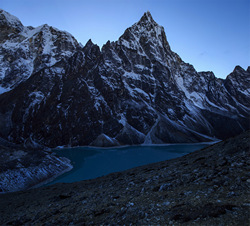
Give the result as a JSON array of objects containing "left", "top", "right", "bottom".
[{"left": 0, "top": 10, "right": 249, "bottom": 147}]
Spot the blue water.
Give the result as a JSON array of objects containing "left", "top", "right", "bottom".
[{"left": 47, "top": 143, "right": 210, "bottom": 185}]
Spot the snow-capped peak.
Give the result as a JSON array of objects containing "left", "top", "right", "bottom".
[
  {"left": 132, "top": 11, "right": 165, "bottom": 38},
  {"left": 116, "top": 11, "right": 172, "bottom": 66},
  {"left": 0, "top": 10, "right": 81, "bottom": 92},
  {"left": 118, "top": 11, "right": 168, "bottom": 49},
  {"left": 137, "top": 11, "right": 159, "bottom": 28}
]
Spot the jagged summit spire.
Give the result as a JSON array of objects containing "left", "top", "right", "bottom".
[
  {"left": 138, "top": 11, "right": 157, "bottom": 26},
  {"left": 117, "top": 10, "right": 170, "bottom": 54},
  {"left": 141, "top": 11, "right": 153, "bottom": 21},
  {"left": 132, "top": 11, "right": 164, "bottom": 36},
  {"left": 85, "top": 39, "right": 94, "bottom": 47}
]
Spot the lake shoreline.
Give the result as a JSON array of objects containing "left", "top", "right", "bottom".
[{"left": 54, "top": 140, "right": 220, "bottom": 150}]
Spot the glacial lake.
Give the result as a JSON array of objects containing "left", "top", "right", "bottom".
[{"left": 47, "top": 143, "right": 211, "bottom": 185}]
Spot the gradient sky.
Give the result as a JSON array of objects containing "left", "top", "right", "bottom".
[{"left": 0, "top": 0, "right": 249, "bottom": 78}]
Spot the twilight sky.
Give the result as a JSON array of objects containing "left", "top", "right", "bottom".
[{"left": 0, "top": 0, "right": 249, "bottom": 78}]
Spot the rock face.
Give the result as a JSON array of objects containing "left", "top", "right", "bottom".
[
  {"left": 0, "top": 131, "right": 249, "bottom": 225},
  {"left": 0, "top": 10, "right": 249, "bottom": 147}
]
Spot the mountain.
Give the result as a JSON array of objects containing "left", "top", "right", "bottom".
[{"left": 0, "top": 10, "right": 249, "bottom": 148}]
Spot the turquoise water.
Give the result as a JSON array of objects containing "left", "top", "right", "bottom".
[{"left": 47, "top": 143, "right": 210, "bottom": 185}]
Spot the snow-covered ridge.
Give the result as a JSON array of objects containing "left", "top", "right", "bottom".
[
  {"left": 0, "top": 8, "right": 23, "bottom": 32},
  {"left": 0, "top": 9, "right": 81, "bottom": 93}
]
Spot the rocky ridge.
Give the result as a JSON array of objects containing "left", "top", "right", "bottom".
[
  {"left": 0, "top": 9, "right": 249, "bottom": 147},
  {"left": 0, "top": 131, "right": 249, "bottom": 225}
]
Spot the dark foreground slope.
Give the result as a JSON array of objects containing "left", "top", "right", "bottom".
[{"left": 0, "top": 131, "right": 249, "bottom": 225}]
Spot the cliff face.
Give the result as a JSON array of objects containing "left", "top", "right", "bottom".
[{"left": 0, "top": 10, "right": 249, "bottom": 147}]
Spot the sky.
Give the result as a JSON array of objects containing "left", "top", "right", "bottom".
[{"left": 0, "top": 0, "right": 249, "bottom": 78}]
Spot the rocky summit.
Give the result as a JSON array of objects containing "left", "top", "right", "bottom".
[{"left": 0, "top": 9, "right": 249, "bottom": 148}]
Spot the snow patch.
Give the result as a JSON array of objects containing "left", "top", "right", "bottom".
[
  {"left": 119, "top": 114, "right": 127, "bottom": 126},
  {"left": 123, "top": 71, "right": 141, "bottom": 80},
  {"left": 0, "top": 86, "right": 10, "bottom": 94}
]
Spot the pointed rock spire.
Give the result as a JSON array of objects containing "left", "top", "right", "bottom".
[
  {"left": 117, "top": 11, "right": 171, "bottom": 55},
  {"left": 84, "top": 39, "right": 99, "bottom": 53},
  {"left": 137, "top": 11, "right": 160, "bottom": 29},
  {"left": 139, "top": 11, "right": 154, "bottom": 23},
  {"left": 85, "top": 39, "right": 94, "bottom": 48},
  {"left": 83, "top": 38, "right": 101, "bottom": 61}
]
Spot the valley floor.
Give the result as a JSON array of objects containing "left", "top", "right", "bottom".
[{"left": 0, "top": 131, "right": 249, "bottom": 225}]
